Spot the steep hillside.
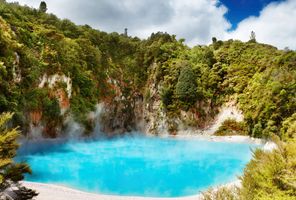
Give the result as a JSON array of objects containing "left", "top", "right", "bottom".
[{"left": 0, "top": 1, "right": 295, "bottom": 141}]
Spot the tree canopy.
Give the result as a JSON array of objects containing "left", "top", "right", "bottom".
[
  {"left": 39, "top": 1, "right": 47, "bottom": 13},
  {"left": 0, "top": 0, "right": 295, "bottom": 139}
]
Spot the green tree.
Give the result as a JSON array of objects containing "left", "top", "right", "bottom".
[
  {"left": 249, "top": 31, "right": 256, "bottom": 42},
  {"left": 175, "top": 65, "right": 197, "bottom": 106},
  {"left": 0, "top": 113, "right": 37, "bottom": 200},
  {"left": 39, "top": 1, "right": 47, "bottom": 13},
  {"left": 240, "top": 139, "right": 296, "bottom": 200}
]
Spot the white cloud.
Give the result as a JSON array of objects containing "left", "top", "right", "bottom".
[
  {"left": 227, "top": 0, "right": 296, "bottom": 49},
  {"left": 7, "top": 0, "right": 230, "bottom": 46},
  {"left": 131, "top": 0, "right": 231, "bottom": 46}
]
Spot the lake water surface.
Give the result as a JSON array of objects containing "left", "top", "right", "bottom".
[{"left": 17, "top": 136, "right": 259, "bottom": 197}]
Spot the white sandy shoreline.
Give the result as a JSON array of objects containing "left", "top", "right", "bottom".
[
  {"left": 22, "top": 180, "right": 241, "bottom": 200},
  {"left": 22, "top": 181, "right": 203, "bottom": 200},
  {"left": 166, "top": 135, "right": 264, "bottom": 145},
  {"left": 20, "top": 135, "right": 272, "bottom": 200}
]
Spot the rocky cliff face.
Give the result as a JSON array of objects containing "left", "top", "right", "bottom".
[
  {"left": 97, "top": 63, "right": 243, "bottom": 136},
  {"left": 26, "top": 74, "right": 72, "bottom": 138},
  {"left": 26, "top": 67, "right": 243, "bottom": 138},
  {"left": 95, "top": 63, "right": 170, "bottom": 136}
]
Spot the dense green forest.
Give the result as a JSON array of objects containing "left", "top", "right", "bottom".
[
  {"left": 0, "top": 1, "right": 295, "bottom": 199},
  {"left": 0, "top": 1, "right": 295, "bottom": 139}
]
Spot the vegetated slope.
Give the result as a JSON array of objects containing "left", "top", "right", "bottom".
[
  {"left": 0, "top": 1, "right": 295, "bottom": 141},
  {"left": 0, "top": 2, "right": 295, "bottom": 200}
]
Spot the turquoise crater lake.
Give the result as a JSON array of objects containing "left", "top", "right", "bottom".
[{"left": 17, "top": 136, "right": 259, "bottom": 197}]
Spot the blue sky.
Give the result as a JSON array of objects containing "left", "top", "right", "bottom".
[
  {"left": 6, "top": 0, "right": 296, "bottom": 49},
  {"left": 221, "top": 0, "right": 284, "bottom": 30}
]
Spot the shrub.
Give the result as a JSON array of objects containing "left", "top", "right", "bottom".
[
  {"left": 202, "top": 186, "right": 239, "bottom": 200},
  {"left": 240, "top": 139, "right": 296, "bottom": 200},
  {"left": 202, "top": 138, "right": 296, "bottom": 200},
  {"left": 214, "top": 119, "right": 247, "bottom": 136}
]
